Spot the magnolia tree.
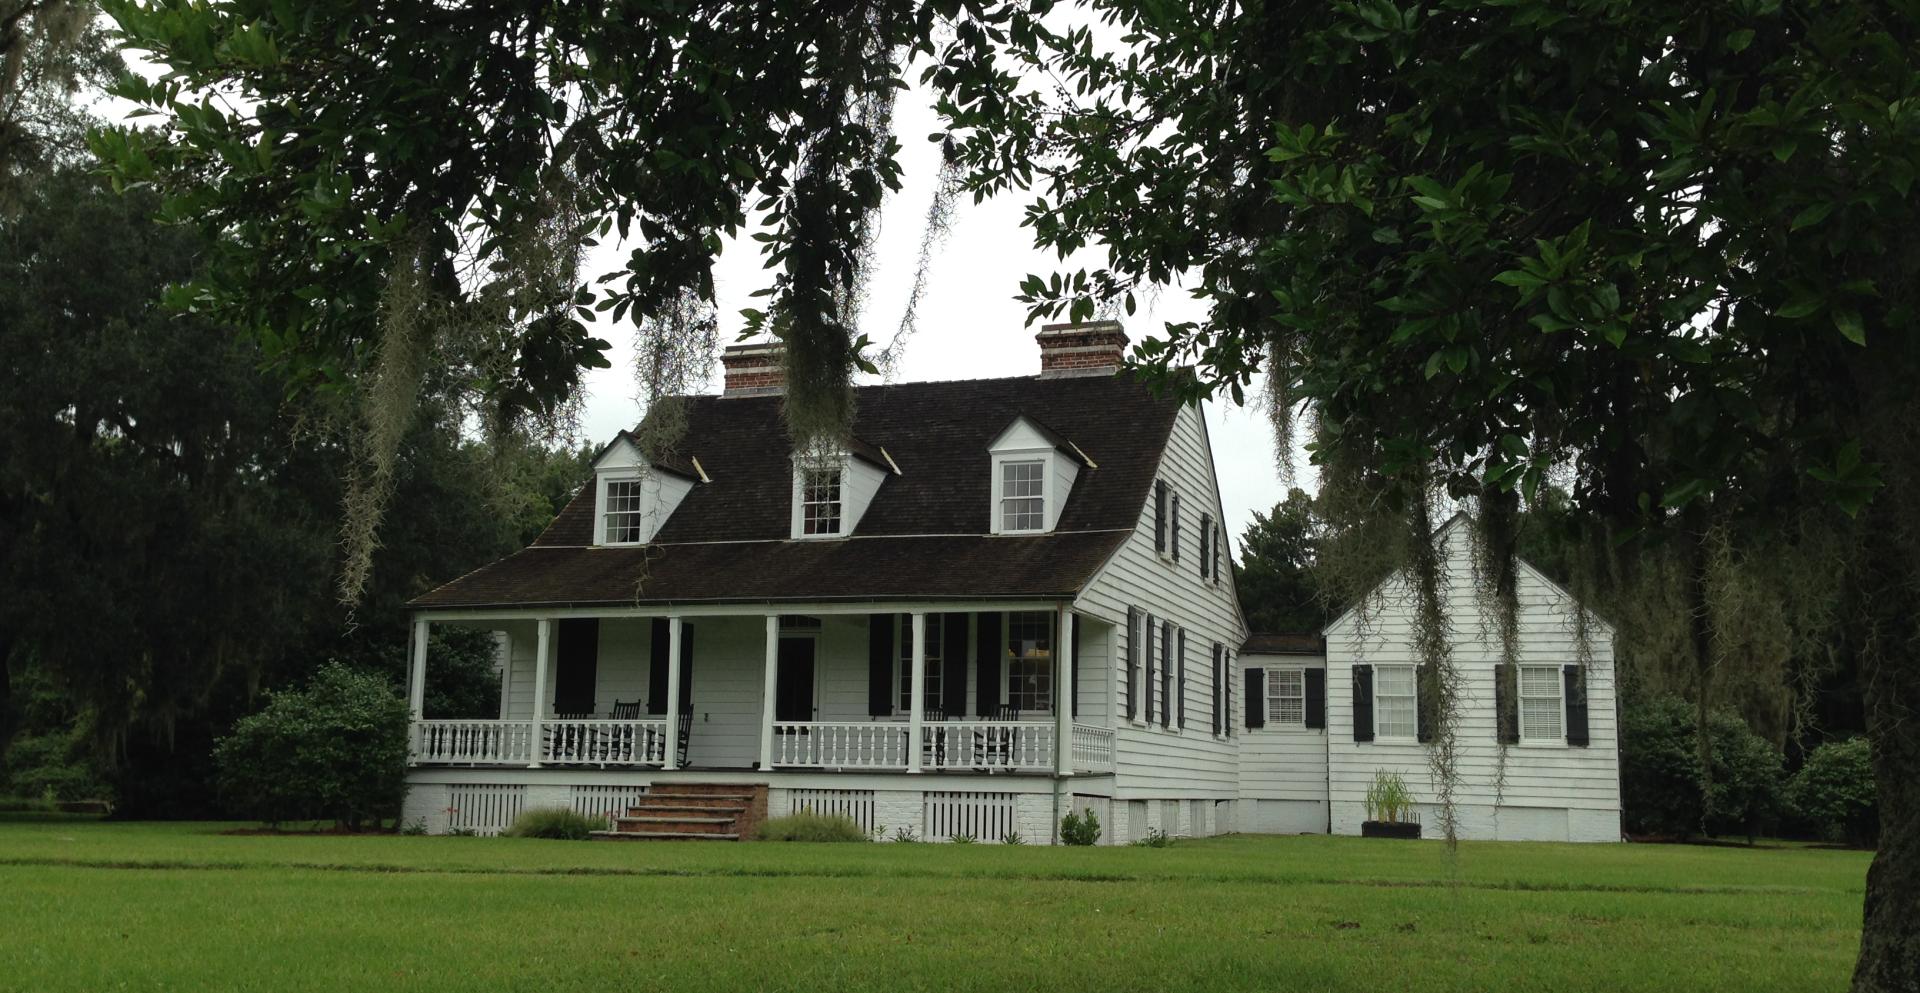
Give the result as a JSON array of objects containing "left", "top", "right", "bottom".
[{"left": 930, "top": 2, "right": 1919, "bottom": 988}]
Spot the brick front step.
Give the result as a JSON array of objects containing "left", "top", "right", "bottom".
[
  {"left": 596, "top": 782, "right": 769, "bottom": 842},
  {"left": 590, "top": 830, "right": 741, "bottom": 842}
]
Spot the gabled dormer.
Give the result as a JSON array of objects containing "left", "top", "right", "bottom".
[
  {"left": 591, "top": 432, "right": 698, "bottom": 546},
  {"left": 988, "top": 415, "right": 1089, "bottom": 535},
  {"left": 790, "top": 438, "right": 897, "bottom": 539}
]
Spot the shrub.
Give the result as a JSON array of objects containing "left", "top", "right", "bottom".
[
  {"left": 1703, "top": 710, "right": 1785, "bottom": 841},
  {"left": 890, "top": 825, "right": 920, "bottom": 843},
  {"left": 212, "top": 662, "right": 410, "bottom": 830},
  {"left": 1132, "top": 827, "right": 1175, "bottom": 848},
  {"left": 950, "top": 833, "right": 977, "bottom": 844},
  {"left": 754, "top": 811, "right": 868, "bottom": 842},
  {"left": 504, "top": 807, "right": 606, "bottom": 840},
  {"left": 1061, "top": 807, "right": 1101, "bottom": 845},
  {"left": 1363, "top": 770, "right": 1414, "bottom": 823},
  {"left": 1002, "top": 831, "right": 1024, "bottom": 845},
  {"left": 1788, "top": 737, "right": 1878, "bottom": 847},
  {"left": 1621, "top": 695, "right": 1707, "bottom": 838}
]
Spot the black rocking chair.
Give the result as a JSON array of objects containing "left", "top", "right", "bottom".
[
  {"left": 920, "top": 708, "right": 948, "bottom": 768},
  {"left": 676, "top": 712, "right": 693, "bottom": 766},
  {"left": 974, "top": 705, "right": 1020, "bottom": 770}
]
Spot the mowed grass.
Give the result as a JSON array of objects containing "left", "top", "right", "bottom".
[{"left": 0, "top": 818, "right": 1868, "bottom": 993}]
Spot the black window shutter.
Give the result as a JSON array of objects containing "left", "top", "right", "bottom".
[
  {"left": 1176, "top": 628, "right": 1188, "bottom": 729},
  {"left": 647, "top": 618, "right": 670, "bottom": 715},
  {"left": 677, "top": 623, "right": 695, "bottom": 710},
  {"left": 1224, "top": 651, "right": 1234, "bottom": 736},
  {"left": 1070, "top": 614, "right": 1081, "bottom": 718},
  {"left": 553, "top": 618, "right": 600, "bottom": 716},
  {"left": 1211, "top": 643, "right": 1223, "bottom": 735},
  {"left": 867, "top": 613, "right": 894, "bottom": 716},
  {"left": 1199, "top": 515, "right": 1212, "bottom": 578},
  {"left": 1160, "top": 622, "right": 1173, "bottom": 728},
  {"left": 942, "top": 613, "right": 969, "bottom": 715},
  {"left": 1305, "top": 668, "right": 1326, "bottom": 729},
  {"left": 1143, "top": 614, "right": 1155, "bottom": 722},
  {"left": 1494, "top": 663, "right": 1519, "bottom": 744},
  {"left": 1171, "top": 495, "right": 1182, "bottom": 562},
  {"left": 1352, "top": 664, "right": 1375, "bottom": 742},
  {"left": 1565, "top": 664, "right": 1591, "bottom": 746},
  {"left": 1415, "top": 664, "right": 1436, "bottom": 743},
  {"left": 1214, "top": 524, "right": 1223, "bottom": 584},
  {"left": 1154, "top": 481, "right": 1167, "bottom": 552},
  {"left": 975, "top": 612, "right": 1002, "bottom": 716},
  {"left": 1123, "top": 607, "right": 1139, "bottom": 720},
  {"left": 1244, "top": 667, "right": 1265, "bottom": 729}
]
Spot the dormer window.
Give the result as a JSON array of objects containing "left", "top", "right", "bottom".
[
  {"left": 590, "top": 431, "right": 697, "bottom": 547},
  {"left": 801, "top": 466, "right": 843, "bottom": 536},
  {"left": 1000, "top": 460, "right": 1046, "bottom": 532},
  {"left": 603, "top": 479, "right": 646, "bottom": 543},
  {"left": 988, "top": 416, "right": 1086, "bottom": 536}
]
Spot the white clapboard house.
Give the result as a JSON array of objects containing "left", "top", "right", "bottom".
[{"left": 401, "top": 322, "right": 1620, "bottom": 843}]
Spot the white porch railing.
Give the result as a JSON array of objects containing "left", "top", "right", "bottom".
[
  {"left": 771, "top": 722, "right": 913, "bottom": 769},
  {"left": 411, "top": 719, "right": 667, "bottom": 767},
  {"left": 415, "top": 720, "right": 536, "bottom": 765},
  {"left": 1070, "top": 723, "right": 1116, "bottom": 773},
  {"left": 923, "top": 721, "right": 1055, "bottom": 771}
]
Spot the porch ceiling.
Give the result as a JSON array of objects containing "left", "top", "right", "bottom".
[{"left": 407, "top": 531, "right": 1127, "bottom": 610}]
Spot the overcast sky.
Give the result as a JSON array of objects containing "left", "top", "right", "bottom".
[{"left": 572, "top": 81, "right": 1305, "bottom": 558}]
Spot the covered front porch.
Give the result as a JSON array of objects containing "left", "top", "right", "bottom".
[{"left": 405, "top": 604, "right": 1117, "bottom": 776}]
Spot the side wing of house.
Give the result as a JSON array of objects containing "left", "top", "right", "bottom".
[
  {"left": 1323, "top": 520, "right": 1621, "bottom": 842},
  {"left": 1076, "top": 402, "right": 1248, "bottom": 836},
  {"left": 1237, "top": 649, "right": 1330, "bottom": 834}
]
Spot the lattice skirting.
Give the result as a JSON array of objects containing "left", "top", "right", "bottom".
[
  {"left": 445, "top": 784, "right": 526, "bottom": 836},
  {"left": 788, "top": 788, "right": 877, "bottom": 833},
  {"left": 923, "top": 791, "right": 1016, "bottom": 842},
  {"left": 570, "top": 784, "right": 649, "bottom": 822}
]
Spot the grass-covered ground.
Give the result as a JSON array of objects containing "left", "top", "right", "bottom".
[{"left": 0, "top": 816, "right": 1867, "bottom": 992}]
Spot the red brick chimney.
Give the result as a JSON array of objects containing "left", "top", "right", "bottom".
[
  {"left": 720, "top": 342, "right": 785, "bottom": 397},
  {"left": 1036, "top": 320, "right": 1129, "bottom": 378}
]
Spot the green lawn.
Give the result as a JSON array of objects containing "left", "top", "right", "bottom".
[{"left": 0, "top": 818, "right": 1867, "bottom": 992}]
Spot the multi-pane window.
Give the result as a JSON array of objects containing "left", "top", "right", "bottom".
[
  {"left": 1001, "top": 460, "right": 1045, "bottom": 531},
  {"left": 898, "top": 615, "right": 944, "bottom": 713},
  {"left": 1006, "top": 611, "right": 1053, "bottom": 712},
  {"left": 1375, "top": 664, "right": 1418, "bottom": 739},
  {"left": 1266, "top": 668, "right": 1305, "bottom": 725},
  {"left": 1519, "top": 665, "right": 1565, "bottom": 741},
  {"left": 801, "top": 467, "right": 842, "bottom": 535},
  {"left": 603, "top": 479, "right": 645, "bottom": 544}
]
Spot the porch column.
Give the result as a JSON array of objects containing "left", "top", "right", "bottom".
[
  {"left": 407, "top": 619, "right": 429, "bottom": 720},
  {"left": 759, "top": 614, "right": 779, "bottom": 771},
  {"left": 496, "top": 630, "right": 513, "bottom": 720},
  {"left": 908, "top": 611, "right": 927, "bottom": 773},
  {"left": 1056, "top": 607, "right": 1075, "bottom": 776},
  {"left": 664, "top": 615, "right": 684, "bottom": 771},
  {"left": 529, "top": 619, "right": 552, "bottom": 768}
]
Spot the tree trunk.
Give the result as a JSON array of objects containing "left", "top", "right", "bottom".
[{"left": 1852, "top": 498, "right": 1920, "bottom": 992}]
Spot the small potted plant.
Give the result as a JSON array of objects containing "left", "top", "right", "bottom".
[{"left": 1361, "top": 770, "right": 1421, "bottom": 839}]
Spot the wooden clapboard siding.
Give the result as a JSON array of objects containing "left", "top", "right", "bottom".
[
  {"left": 1236, "top": 654, "right": 1329, "bottom": 808},
  {"left": 1075, "top": 404, "right": 1246, "bottom": 798},
  {"left": 1323, "top": 519, "right": 1620, "bottom": 842},
  {"left": 592, "top": 618, "right": 651, "bottom": 714},
  {"left": 674, "top": 616, "right": 765, "bottom": 769}
]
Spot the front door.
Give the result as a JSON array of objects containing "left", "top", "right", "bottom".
[{"left": 775, "top": 637, "right": 816, "bottom": 726}]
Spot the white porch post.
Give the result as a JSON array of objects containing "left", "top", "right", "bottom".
[
  {"left": 407, "top": 619, "right": 429, "bottom": 720},
  {"left": 759, "top": 614, "right": 780, "bottom": 771},
  {"left": 496, "top": 630, "right": 513, "bottom": 720},
  {"left": 908, "top": 611, "right": 927, "bottom": 773},
  {"left": 664, "top": 615, "right": 684, "bottom": 771},
  {"left": 1056, "top": 607, "right": 1075, "bottom": 776},
  {"left": 529, "top": 619, "right": 552, "bottom": 768}
]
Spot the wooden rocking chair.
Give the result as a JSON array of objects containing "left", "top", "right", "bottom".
[{"left": 973, "top": 705, "right": 1020, "bottom": 770}]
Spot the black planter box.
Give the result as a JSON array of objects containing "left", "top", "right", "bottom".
[{"left": 1361, "top": 820, "right": 1421, "bottom": 839}]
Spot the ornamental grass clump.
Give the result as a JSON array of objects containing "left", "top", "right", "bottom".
[
  {"left": 503, "top": 808, "right": 606, "bottom": 840},
  {"left": 753, "top": 811, "right": 868, "bottom": 842},
  {"left": 1365, "top": 771, "right": 1415, "bottom": 824}
]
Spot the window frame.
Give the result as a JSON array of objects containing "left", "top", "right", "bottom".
[
  {"left": 1004, "top": 610, "right": 1054, "bottom": 713},
  {"left": 794, "top": 461, "right": 845, "bottom": 538},
  {"left": 1517, "top": 663, "right": 1568, "bottom": 745},
  {"left": 998, "top": 458, "right": 1047, "bottom": 533},
  {"left": 1265, "top": 667, "right": 1306, "bottom": 727},
  {"left": 895, "top": 614, "right": 946, "bottom": 714},
  {"left": 598, "top": 473, "right": 648, "bottom": 546},
  {"left": 1372, "top": 664, "right": 1419, "bottom": 741}
]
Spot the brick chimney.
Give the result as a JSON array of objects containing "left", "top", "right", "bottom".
[
  {"left": 1036, "top": 320, "right": 1129, "bottom": 378},
  {"left": 720, "top": 342, "right": 785, "bottom": 397}
]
